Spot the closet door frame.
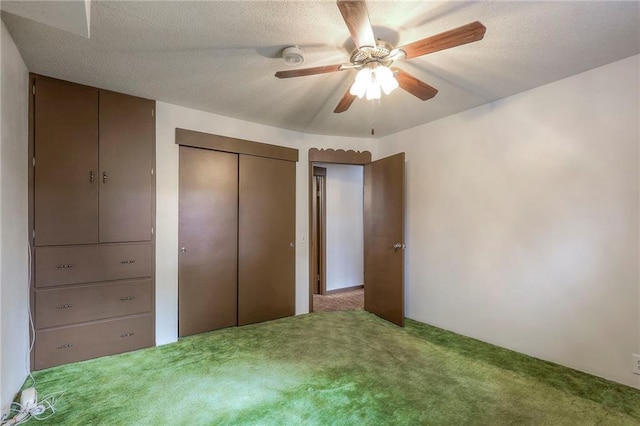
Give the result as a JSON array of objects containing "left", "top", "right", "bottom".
[
  {"left": 175, "top": 128, "right": 299, "bottom": 330},
  {"left": 175, "top": 129, "right": 298, "bottom": 162}
]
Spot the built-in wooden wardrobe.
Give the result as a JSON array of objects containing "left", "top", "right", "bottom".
[
  {"left": 177, "top": 129, "right": 297, "bottom": 336},
  {"left": 29, "top": 75, "right": 155, "bottom": 370}
]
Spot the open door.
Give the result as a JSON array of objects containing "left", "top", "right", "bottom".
[{"left": 364, "top": 153, "right": 405, "bottom": 326}]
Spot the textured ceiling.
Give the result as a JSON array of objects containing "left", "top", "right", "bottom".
[{"left": 2, "top": 1, "right": 639, "bottom": 138}]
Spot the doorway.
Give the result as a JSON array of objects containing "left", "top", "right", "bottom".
[
  {"left": 308, "top": 149, "right": 371, "bottom": 313},
  {"left": 310, "top": 163, "right": 364, "bottom": 313},
  {"left": 308, "top": 148, "right": 406, "bottom": 326}
]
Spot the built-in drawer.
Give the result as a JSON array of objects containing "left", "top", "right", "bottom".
[
  {"left": 35, "top": 279, "right": 152, "bottom": 329},
  {"left": 35, "top": 243, "right": 152, "bottom": 288},
  {"left": 34, "top": 314, "right": 153, "bottom": 370}
]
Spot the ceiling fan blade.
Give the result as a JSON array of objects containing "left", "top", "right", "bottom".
[
  {"left": 337, "top": 0, "right": 376, "bottom": 49},
  {"left": 397, "top": 21, "right": 486, "bottom": 59},
  {"left": 275, "top": 64, "right": 344, "bottom": 78},
  {"left": 334, "top": 89, "right": 356, "bottom": 113},
  {"left": 394, "top": 68, "right": 438, "bottom": 101}
]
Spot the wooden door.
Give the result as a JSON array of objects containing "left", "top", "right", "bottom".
[
  {"left": 364, "top": 153, "right": 405, "bottom": 326},
  {"left": 311, "top": 166, "right": 327, "bottom": 296},
  {"left": 99, "top": 91, "right": 154, "bottom": 243},
  {"left": 238, "top": 155, "right": 295, "bottom": 326},
  {"left": 34, "top": 78, "right": 99, "bottom": 246},
  {"left": 178, "top": 147, "right": 238, "bottom": 336}
]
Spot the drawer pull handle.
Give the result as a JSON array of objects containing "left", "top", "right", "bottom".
[
  {"left": 120, "top": 259, "right": 136, "bottom": 264},
  {"left": 120, "top": 296, "right": 136, "bottom": 301},
  {"left": 56, "top": 343, "right": 73, "bottom": 349},
  {"left": 120, "top": 333, "right": 135, "bottom": 338},
  {"left": 56, "top": 264, "right": 75, "bottom": 269},
  {"left": 56, "top": 304, "right": 75, "bottom": 309}
]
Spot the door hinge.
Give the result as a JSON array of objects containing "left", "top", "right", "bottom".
[
  {"left": 32, "top": 229, "right": 35, "bottom": 239},
  {"left": 317, "top": 274, "right": 320, "bottom": 282},
  {"left": 151, "top": 227, "right": 154, "bottom": 235},
  {"left": 32, "top": 85, "right": 35, "bottom": 95},
  {"left": 32, "top": 157, "right": 36, "bottom": 167},
  {"left": 151, "top": 108, "right": 154, "bottom": 117},
  {"left": 151, "top": 168, "right": 154, "bottom": 176}
]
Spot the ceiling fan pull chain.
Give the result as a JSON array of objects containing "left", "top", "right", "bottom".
[{"left": 370, "top": 98, "right": 376, "bottom": 136}]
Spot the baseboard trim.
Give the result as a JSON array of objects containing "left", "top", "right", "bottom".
[{"left": 324, "top": 285, "right": 364, "bottom": 295}]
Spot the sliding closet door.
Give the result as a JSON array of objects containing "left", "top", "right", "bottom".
[
  {"left": 178, "top": 147, "right": 238, "bottom": 336},
  {"left": 238, "top": 155, "right": 295, "bottom": 326}
]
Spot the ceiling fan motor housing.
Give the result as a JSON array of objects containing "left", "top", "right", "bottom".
[{"left": 351, "top": 40, "right": 394, "bottom": 67}]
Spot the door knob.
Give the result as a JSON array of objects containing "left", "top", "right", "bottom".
[
  {"left": 180, "top": 247, "right": 187, "bottom": 253},
  {"left": 392, "top": 243, "right": 405, "bottom": 251},
  {"left": 289, "top": 242, "right": 295, "bottom": 248}
]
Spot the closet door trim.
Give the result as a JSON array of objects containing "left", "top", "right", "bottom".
[{"left": 175, "top": 128, "right": 298, "bottom": 162}]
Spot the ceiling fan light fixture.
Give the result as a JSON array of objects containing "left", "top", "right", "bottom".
[
  {"left": 365, "top": 80, "right": 381, "bottom": 100},
  {"left": 351, "top": 64, "right": 397, "bottom": 101},
  {"left": 350, "top": 67, "right": 371, "bottom": 98},
  {"left": 282, "top": 46, "right": 305, "bottom": 67},
  {"left": 376, "top": 65, "right": 399, "bottom": 95}
]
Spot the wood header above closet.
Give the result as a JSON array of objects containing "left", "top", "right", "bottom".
[{"left": 176, "top": 128, "right": 298, "bottom": 162}]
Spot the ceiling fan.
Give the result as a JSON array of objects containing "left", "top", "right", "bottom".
[{"left": 275, "top": 0, "right": 486, "bottom": 113}]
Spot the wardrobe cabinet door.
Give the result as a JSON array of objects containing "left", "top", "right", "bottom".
[
  {"left": 34, "top": 78, "right": 99, "bottom": 246},
  {"left": 238, "top": 155, "right": 296, "bottom": 326},
  {"left": 99, "top": 91, "right": 154, "bottom": 243}
]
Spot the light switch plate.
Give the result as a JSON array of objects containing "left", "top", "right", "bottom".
[{"left": 633, "top": 354, "right": 640, "bottom": 375}]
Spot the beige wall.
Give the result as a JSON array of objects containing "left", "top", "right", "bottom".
[
  {"left": 0, "top": 22, "right": 30, "bottom": 410},
  {"left": 154, "top": 102, "right": 375, "bottom": 345},
  {"left": 377, "top": 55, "right": 640, "bottom": 388}
]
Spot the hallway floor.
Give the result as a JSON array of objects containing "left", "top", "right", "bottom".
[{"left": 312, "top": 288, "right": 363, "bottom": 312}]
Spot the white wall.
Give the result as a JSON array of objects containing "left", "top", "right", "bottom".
[
  {"left": 377, "top": 55, "right": 640, "bottom": 388},
  {"left": 317, "top": 163, "right": 364, "bottom": 292},
  {"left": 155, "top": 102, "right": 374, "bottom": 345},
  {"left": 0, "top": 21, "right": 30, "bottom": 410}
]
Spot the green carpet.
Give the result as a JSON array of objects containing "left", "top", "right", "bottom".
[{"left": 22, "top": 311, "right": 640, "bottom": 425}]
